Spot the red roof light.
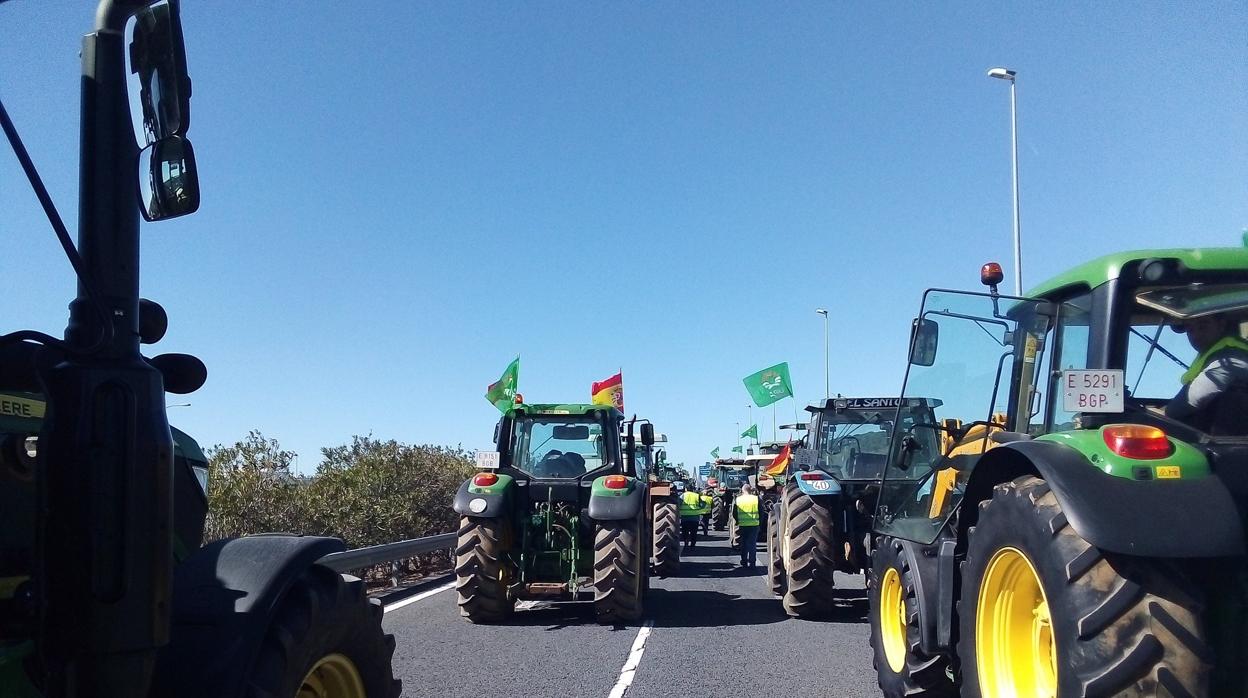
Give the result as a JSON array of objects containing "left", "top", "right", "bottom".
[{"left": 980, "top": 262, "right": 1004, "bottom": 287}]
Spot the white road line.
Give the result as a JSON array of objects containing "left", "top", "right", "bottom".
[
  {"left": 382, "top": 581, "right": 455, "bottom": 614},
  {"left": 607, "top": 620, "right": 655, "bottom": 698}
]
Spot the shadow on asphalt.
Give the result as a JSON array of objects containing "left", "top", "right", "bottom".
[{"left": 645, "top": 588, "right": 789, "bottom": 627}]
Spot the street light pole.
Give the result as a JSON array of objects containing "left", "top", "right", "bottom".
[
  {"left": 815, "top": 308, "right": 829, "bottom": 399},
  {"left": 988, "top": 67, "right": 1022, "bottom": 295}
]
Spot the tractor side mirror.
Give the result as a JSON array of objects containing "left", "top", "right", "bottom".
[
  {"left": 128, "top": 0, "right": 191, "bottom": 143},
  {"left": 640, "top": 423, "right": 655, "bottom": 446},
  {"left": 139, "top": 136, "right": 199, "bottom": 221},
  {"left": 909, "top": 318, "right": 939, "bottom": 367}
]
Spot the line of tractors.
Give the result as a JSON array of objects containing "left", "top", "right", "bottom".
[
  {"left": 3, "top": 2, "right": 1247, "bottom": 697},
  {"left": 451, "top": 244, "right": 1248, "bottom": 698}
]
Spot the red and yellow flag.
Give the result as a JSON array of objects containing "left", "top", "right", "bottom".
[
  {"left": 591, "top": 372, "right": 624, "bottom": 411},
  {"left": 765, "top": 444, "right": 791, "bottom": 476}
]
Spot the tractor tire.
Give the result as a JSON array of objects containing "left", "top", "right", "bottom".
[
  {"left": 729, "top": 513, "right": 740, "bottom": 550},
  {"left": 245, "top": 564, "right": 401, "bottom": 698},
  {"left": 765, "top": 506, "right": 786, "bottom": 596},
  {"left": 652, "top": 501, "right": 681, "bottom": 577},
  {"left": 959, "top": 475, "right": 1211, "bottom": 698},
  {"left": 594, "top": 517, "right": 645, "bottom": 624},
  {"left": 712, "top": 496, "right": 728, "bottom": 530},
  {"left": 781, "top": 483, "right": 837, "bottom": 618},
  {"left": 868, "top": 536, "right": 956, "bottom": 698},
  {"left": 455, "top": 516, "right": 515, "bottom": 623}
]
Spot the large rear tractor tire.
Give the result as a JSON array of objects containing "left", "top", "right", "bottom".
[
  {"left": 729, "top": 513, "right": 740, "bottom": 550},
  {"left": 780, "top": 483, "right": 837, "bottom": 618},
  {"left": 959, "top": 475, "right": 1211, "bottom": 698},
  {"left": 455, "top": 516, "right": 515, "bottom": 624},
  {"left": 652, "top": 501, "right": 681, "bottom": 577},
  {"left": 765, "top": 506, "right": 786, "bottom": 596},
  {"left": 247, "top": 564, "right": 401, "bottom": 698},
  {"left": 712, "top": 496, "right": 728, "bottom": 530},
  {"left": 868, "top": 537, "right": 956, "bottom": 698},
  {"left": 594, "top": 518, "right": 645, "bottom": 624}
]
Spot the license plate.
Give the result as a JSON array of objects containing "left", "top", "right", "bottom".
[
  {"left": 1062, "top": 370, "right": 1124, "bottom": 413},
  {"left": 475, "top": 451, "right": 500, "bottom": 469},
  {"left": 1156, "top": 466, "right": 1181, "bottom": 479}
]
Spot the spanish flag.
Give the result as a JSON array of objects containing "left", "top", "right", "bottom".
[
  {"left": 591, "top": 371, "right": 624, "bottom": 411},
  {"left": 765, "top": 444, "right": 791, "bottom": 476}
]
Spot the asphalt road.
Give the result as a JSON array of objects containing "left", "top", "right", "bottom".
[{"left": 382, "top": 529, "right": 881, "bottom": 698}]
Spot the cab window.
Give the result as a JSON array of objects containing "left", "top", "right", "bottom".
[{"left": 511, "top": 417, "right": 605, "bottom": 478}]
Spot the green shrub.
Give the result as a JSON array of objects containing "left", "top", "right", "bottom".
[{"left": 203, "top": 431, "right": 474, "bottom": 580}]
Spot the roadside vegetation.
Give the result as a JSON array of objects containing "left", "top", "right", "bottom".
[{"left": 204, "top": 430, "right": 475, "bottom": 580}]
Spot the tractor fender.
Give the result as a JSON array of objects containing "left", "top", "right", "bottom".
[
  {"left": 971, "top": 440, "right": 1245, "bottom": 558},
  {"left": 452, "top": 477, "right": 512, "bottom": 518},
  {"left": 151, "top": 535, "right": 347, "bottom": 698},
  {"left": 588, "top": 478, "right": 646, "bottom": 521}
]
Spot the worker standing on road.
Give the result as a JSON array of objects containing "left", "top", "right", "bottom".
[
  {"left": 679, "top": 487, "right": 707, "bottom": 551},
  {"left": 734, "top": 483, "right": 761, "bottom": 569},
  {"left": 699, "top": 487, "right": 714, "bottom": 535}
]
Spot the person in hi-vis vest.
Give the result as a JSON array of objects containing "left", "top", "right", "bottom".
[
  {"left": 679, "top": 488, "right": 708, "bottom": 550},
  {"left": 733, "top": 483, "right": 761, "bottom": 569}
]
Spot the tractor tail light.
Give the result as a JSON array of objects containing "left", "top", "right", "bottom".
[
  {"left": 800, "top": 472, "right": 824, "bottom": 481},
  {"left": 473, "top": 472, "right": 499, "bottom": 487},
  {"left": 717, "top": 486, "right": 727, "bottom": 493},
  {"left": 604, "top": 475, "right": 629, "bottom": 489},
  {"left": 1102, "top": 425, "right": 1172, "bottom": 460}
]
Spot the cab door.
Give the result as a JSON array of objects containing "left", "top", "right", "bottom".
[{"left": 874, "top": 289, "right": 1054, "bottom": 544}]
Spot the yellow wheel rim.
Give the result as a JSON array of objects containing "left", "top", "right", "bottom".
[
  {"left": 976, "top": 547, "right": 1057, "bottom": 698},
  {"left": 298, "top": 653, "right": 366, "bottom": 698},
  {"left": 879, "top": 567, "right": 908, "bottom": 673}
]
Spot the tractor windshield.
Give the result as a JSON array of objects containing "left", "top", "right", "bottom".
[
  {"left": 715, "top": 468, "right": 748, "bottom": 489},
  {"left": 815, "top": 409, "right": 895, "bottom": 480},
  {"left": 511, "top": 416, "right": 606, "bottom": 478},
  {"left": 875, "top": 290, "right": 1055, "bottom": 544}
]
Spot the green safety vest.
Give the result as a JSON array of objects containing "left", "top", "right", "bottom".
[
  {"left": 680, "top": 490, "right": 706, "bottom": 517},
  {"left": 735, "top": 494, "right": 760, "bottom": 526},
  {"left": 1181, "top": 336, "right": 1248, "bottom": 385}
]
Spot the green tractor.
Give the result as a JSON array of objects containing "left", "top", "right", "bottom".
[
  {"left": 869, "top": 253, "right": 1248, "bottom": 697},
  {"left": 453, "top": 403, "right": 653, "bottom": 624},
  {"left": 708, "top": 460, "right": 750, "bottom": 531},
  {"left": 627, "top": 426, "right": 681, "bottom": 578},
  {"left": 765, "top": 398, "right": 933, "bottom": 618},
  {"left": 1, "top": 2, "right": 397, "bottom": 696}
]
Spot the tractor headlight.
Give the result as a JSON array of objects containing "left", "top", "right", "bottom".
[{"left": 469, "top": 497, "right": 488, "bottom": 514}]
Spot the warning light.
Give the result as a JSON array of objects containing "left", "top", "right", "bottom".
[{"left": 980, "top": 262, "right": 1005, "bottom": 288}]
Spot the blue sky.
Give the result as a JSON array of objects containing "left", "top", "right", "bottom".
[{"left": 2, "top": 2, "right": 1245, "bottom": 472}]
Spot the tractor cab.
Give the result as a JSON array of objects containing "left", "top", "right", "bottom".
[
  {"left": 868, "top": 250, "right": 1248, "bottom": 697},
  {"left": 806, "top": 397, "right": 941, "bottom": 483}
]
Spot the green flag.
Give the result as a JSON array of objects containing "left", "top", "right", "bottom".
[
  {"left": 743, "top": 362, "right": 793, "bottom": 408},
  {"left": 741, "top": 424, "right": 759, "bottom": 440},
  {"left": 731, "top": 445, "right": 743, "bottom": 453},
  {"left": 485, "top": 357, "right": 520, "bottom": 413},
  {"left": 710, "top": 447, "right": 720, "bottom": 458}
]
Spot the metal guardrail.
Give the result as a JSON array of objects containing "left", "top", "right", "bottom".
[{"left": 319, "top": 532, "right": 456, "bottom": 583}]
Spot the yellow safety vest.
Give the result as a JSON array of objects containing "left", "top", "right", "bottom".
[
  {"left": 680, "top": 490, "right": 705, "bottom": 517},
  {"left": 699, "top": 493, "right": 713, "bottom": 510},
  {"left": 1181, "top": 336, "right": 1248, "bottom": 384},
  {"left": 735, "top": 494, "right": 760, "bottom": 526}
]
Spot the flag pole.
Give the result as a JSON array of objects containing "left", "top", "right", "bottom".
[{"left": 772, "top": 404, "right": 777, "bottom": 441}]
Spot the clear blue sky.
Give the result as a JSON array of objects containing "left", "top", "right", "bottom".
[{"left": 3, "top": 2, "right": 1245, "bottom": 472}]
